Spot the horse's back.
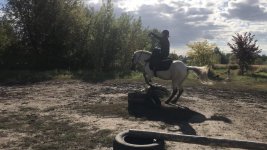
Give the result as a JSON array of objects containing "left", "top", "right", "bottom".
[
  {"left": 172, "top": 60, "right": 187, "bottom": 68},
  {"left": 170, "top": 60, "right": 187, "bottom": 76}
]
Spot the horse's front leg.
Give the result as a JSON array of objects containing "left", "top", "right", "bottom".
[
  {"left": 143, "top": 73, "right": 153, "bottom": 87},
  {"left": 171, "top": 88, "right": 184, "bottom": 104},
  {"left": 165, "top": 88, "right": 177, "bottom": 104}
]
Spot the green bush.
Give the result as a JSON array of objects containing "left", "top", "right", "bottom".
[
  {"left": 228, "top": 64, "right": 239, "bottom": 70},
  {"left": 212, "top": 64, "right": 227, "bottom": 69}
]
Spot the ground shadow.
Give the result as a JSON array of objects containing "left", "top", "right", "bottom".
[
  {"left": 128, "top": 104, "right": 203, "bottom": 135},
  {"left": 128, "top": 101, "right": 232, "bottom": 135}
]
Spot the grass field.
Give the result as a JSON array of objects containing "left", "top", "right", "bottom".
[
  {"left": 0, "top": 66, "right": 266, "bottom": 92},
  {"left": 208, "top": 65, "right": 267, "bottom": 91}
]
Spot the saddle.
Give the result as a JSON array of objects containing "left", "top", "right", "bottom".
[
  {"left": 148, "top": 49, "right": 173, "bottom": 73},
  {"left": 149, "top": 58, "right": 173, "bottom": 71}
]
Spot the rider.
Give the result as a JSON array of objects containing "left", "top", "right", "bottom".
[{"left": 149, "top": 30, "right": 170, "bottom": 75}]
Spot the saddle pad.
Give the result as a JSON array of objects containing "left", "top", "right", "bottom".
[{"left": 149, "top": 58, "right": 173, "bottom": 71}]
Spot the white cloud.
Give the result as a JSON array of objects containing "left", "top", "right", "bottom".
[
  {"left": 116, "top": 0, "right": 159, "bottom": 11},
  {"left": 85, "top": 0, "right": 267, "bottom": 55},
  {"left": 223, "top": 0, "right": 267, "bottom": 21},
  {"left": 0, "top": 10, "right": 4, "bottom": 17}
]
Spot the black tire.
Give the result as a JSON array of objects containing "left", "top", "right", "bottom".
[
  {"left": 113, "top": 131, "right": 165, "bottom": 150},
  {"left": 146, "top": 92, "right": 161, "bottom": 107},
  {"left": 128, "top": 92, "right": 147, "bottom": 104},
  {"left": 128, "top": 92, "right": 146, "bottom": 115},
  {"left": 128, "top": 92, "right": 161, "bottom": 108}
]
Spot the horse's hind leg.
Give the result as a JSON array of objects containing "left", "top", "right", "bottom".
[
  {"left": 170, "top": 74, "right": 187, "bottom": 104},
  {"left": 171, "top": 88, "right": 184, "bottom": 104},
  {"left": 165, "top": 88, "right": 177, "bottom": 104}
]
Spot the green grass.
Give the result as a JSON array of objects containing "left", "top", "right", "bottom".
[
  {"left": 213, "top": 64, "right": 267, "bottom": 70},
  {"left": 125, "top": 67, "right": 267, "bottom": 92},
  {"left": 203, "top": 68, "right": 267, "bottom": 91},
  {"left": 0, "top": 68, "right": 266, "bottom": 91}
]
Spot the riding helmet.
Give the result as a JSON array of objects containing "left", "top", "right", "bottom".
[{"left": 162, "top": 30, "right": 169, "bottom": 37}]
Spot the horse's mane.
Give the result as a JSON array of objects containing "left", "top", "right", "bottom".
[{"left": 134, "top": 50, "right": 151, "bottom": 55}]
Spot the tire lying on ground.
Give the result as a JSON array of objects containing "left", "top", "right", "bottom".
[{"left": 113, "top": 131, "right": 165, "bottom": 150}]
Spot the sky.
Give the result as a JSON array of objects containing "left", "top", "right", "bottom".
[
  {"left": 1, "top": 0, "right": 267, "bottom": 55},
  {"left": 86, "top": 0, "right": 267, "bottom": 55}
]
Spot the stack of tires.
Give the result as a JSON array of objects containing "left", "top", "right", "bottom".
[
  {"left": 127, "top": 91, "right": 160, "bottom": 116},
  {"left": 119, "top": 88, "right": 166, "bottom": 149}
]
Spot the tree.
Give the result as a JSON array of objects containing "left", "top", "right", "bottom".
[
  {"left": 187, "top": 40, "right": 217, "bottom": 66},
  {"left": 213, "top": 47, "right": 229, "bottom": 64},
  {"left": 255, "top": 54, "right": 267, "bottom": 65},
  {"left": 1, "top": 0, "right": 152, "bottom": 71},
  {"left": 148, "top": 29, "right": 161, "bottom": 51},
  {"left": 169, "top": 53, "right": 188, "bottom": 63},
  {"left": 178, "top": 55, "right": 188, "bottom": 63},
  {"left": 0, "top": 19, "right": 12, "bottom": 59},
  {"left": 228, "top": 32, "right": 261, "bottom": 75},
  {"left": 0, "top": 16, "right": 25, "bottom": 69},
  {"left": 228, "top": 54, "right": 237, "bottom": 64},
  {"left": 4, "top": 0, "right": 89, "bottom": 69}
]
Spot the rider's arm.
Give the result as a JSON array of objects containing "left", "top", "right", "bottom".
[{"left": 149, "top": 32, "right": 161, "bottom": 40}]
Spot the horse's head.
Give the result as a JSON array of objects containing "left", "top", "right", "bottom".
[{"left": 130, "top": 50, "right": 151, "bottom": 71}]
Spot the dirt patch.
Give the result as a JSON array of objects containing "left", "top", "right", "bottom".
[{"left": 0, "top": 79, "right": 267, "bottom": 149}]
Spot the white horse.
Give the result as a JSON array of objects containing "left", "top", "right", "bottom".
[{"left": 131, "top": 50, "right": 210, "bottom": 104}]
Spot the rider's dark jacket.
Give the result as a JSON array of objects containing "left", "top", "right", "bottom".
[{"left": 151, "top": 33, "right": 170, "bottom": 58}]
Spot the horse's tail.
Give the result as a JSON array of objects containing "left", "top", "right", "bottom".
[{"left": 187, "top": 66, "right": 212, "bottom": 85}]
